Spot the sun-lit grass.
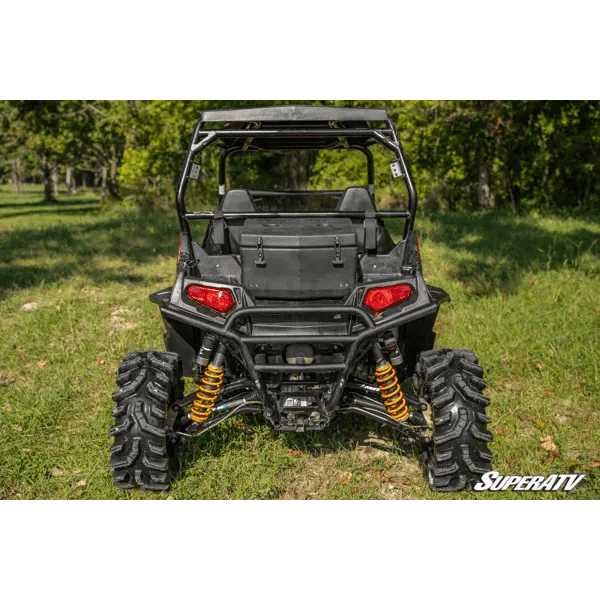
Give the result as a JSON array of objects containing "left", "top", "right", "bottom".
[{"left": 1, "top": 185, "right": 599, "bottom": 499}]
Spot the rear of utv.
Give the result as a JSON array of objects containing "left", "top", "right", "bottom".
[{"left": 109, "top": 105, "right": 493, "bottom": 493}]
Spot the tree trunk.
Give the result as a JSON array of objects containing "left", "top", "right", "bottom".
[
  {"left": 101, "top": 166, "right": 108, "bottom": 197},
  {"left": 507, "top": 185, "right": 516, "bottom": 211},
  {"left": 10, "top": 158, "right": 21, "bottom": 193},
  {"left": 504, "top": 167, "right": 517, "bottom": 211},
  {"left": 582, "top": 161, "right": 597, "bottom": 208},
  {"left": 42, "top": 157, "right": 54, "bottom": 202},
  {"left": 66, "top": 166, "right": 75, "bottom": 195},
  {"left": 108, "top": 144, "right": 119, "bottom": 199},
  {"left": 478, "top": 162, "right": 493, "bottom": 208},
  {"left": 446, "top": 188, "right": 456, "bottom": 212},
  {"left": 541, "top": 166, "right": 550, "bottom": 207},
  {"left": 51, "top": 166, "right": 59, "bottom": 198},
  {"left": 513, "top": 185, "right": 521, "bottom": 211}
]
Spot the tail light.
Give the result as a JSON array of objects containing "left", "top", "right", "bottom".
[
  {"left": 363, "top": 283, "right": 413, "bottom": 313},
  {"left": 186, "top": 284, "right": 236, "bottom": 314}
]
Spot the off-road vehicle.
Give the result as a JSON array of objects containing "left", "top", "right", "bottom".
[{"left": 110, "top": 105, "right": 493, "bottom": 492}]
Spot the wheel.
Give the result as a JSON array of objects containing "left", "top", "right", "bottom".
[
  {"left": 110, "top": 351, "right": 183, "bottom": 491},
  {"left": 414, "top": 349, "right": 493, "bottom": 492}
]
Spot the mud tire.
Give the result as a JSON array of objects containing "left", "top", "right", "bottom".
[
  {"left": 110, "top": 351, "right": 183, "bottom": 492},
  {"left": 414, "top": 348, "right": 493, "bottom": 492}
]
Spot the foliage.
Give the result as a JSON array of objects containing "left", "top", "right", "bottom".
[
  {"left": 0, "top": 101, "right": 127, "bottom": 201},
  {"left": 1, "top": 100, "right": 600, "bottom": 212},
  {"left": 399, "top": 100, "right": 600, "bottom": 212}
]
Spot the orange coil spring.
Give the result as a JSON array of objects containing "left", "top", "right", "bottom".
[
  {"left": 375, "top": 361, "right": 409, "bottom": 421},
  {"left": 190, "top": 363, "right": 224, "bottom": 424}
]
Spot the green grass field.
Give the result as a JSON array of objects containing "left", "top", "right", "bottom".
[{"left": 1, "top": 184, "right": 599, "bottom": 499}]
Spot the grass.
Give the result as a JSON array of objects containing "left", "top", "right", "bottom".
[{"left": 1, "top": 184, "right": 599, "bottom": 499}]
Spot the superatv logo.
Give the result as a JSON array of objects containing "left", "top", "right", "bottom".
[{"left": 474, "top": 471, "right": 585, "bottom": 492}]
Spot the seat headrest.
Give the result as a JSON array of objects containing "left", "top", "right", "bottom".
[
  {"left": 335, "top": 187, "right": 376, "bottom": 212},
  {"left": 219, "top": 189, "right": 257, "bottom": 213}
]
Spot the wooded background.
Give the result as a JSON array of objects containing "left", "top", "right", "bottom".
[{"left": 2, "top": 100, "right": 599, "bottom": 213}]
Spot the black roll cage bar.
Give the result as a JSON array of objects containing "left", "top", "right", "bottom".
[{"left": 175, "top": 109, "right": 419, "bottom": 254}]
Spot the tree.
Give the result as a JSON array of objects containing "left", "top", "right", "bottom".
[
  {"left": 5, "top": 101, "right": 88, "bottom": 201},
  {"left": 2, "top": 100, "right": 598, "bottom": 212}
]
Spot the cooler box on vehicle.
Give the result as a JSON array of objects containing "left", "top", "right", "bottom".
[{"left": 240, "top": 218, "right": 358, "bottom": 299}]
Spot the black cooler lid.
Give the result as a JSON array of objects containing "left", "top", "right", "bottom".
[{"left": 240, "top": 218, "right": 357, "bottom": 248}]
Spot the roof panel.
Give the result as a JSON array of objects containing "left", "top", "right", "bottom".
[{"left": 201, "top": 105, "right": 389, "bottom": 124}]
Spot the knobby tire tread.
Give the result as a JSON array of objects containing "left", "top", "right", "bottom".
[
  {"left": 416, "top": 348, "right": 493, "bottom": 492},
  {"left": 110, "top": 351, "right": 182, "bottom": 492}
]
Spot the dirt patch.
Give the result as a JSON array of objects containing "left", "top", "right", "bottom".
[
  {"left": 108, "top": 307, "right": 139, "bottom": 333},
  {"left": 283, "top": 438, "right": 423, "bottom": 500},
  {"left": 20, "top": 302, "right": 39, "bottom": 311},
  {"left": 0, "top": 372, "right": 17, "bottom": 387},
  {"left": 495, "top": 375, "right": 525, "bottom": 395}
]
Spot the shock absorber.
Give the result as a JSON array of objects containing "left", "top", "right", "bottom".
[
  {"left": 375, "top": 361, "right": 409, "bottom": 421},
  {"left": 372, "top": 343, "right": 408, "bottom": 422},
  {"left": 190, "top": 342, "right": 227, "bottom": 424}
]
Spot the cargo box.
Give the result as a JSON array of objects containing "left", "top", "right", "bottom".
[{"left": 240, "top": 218, "right": 357, "bottom": 299}]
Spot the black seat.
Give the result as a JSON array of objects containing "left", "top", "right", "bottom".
[
  {"left": 220, "top": 188, "right": 257, "bottom": 213},
  {"left": 336, "top": 187, "right": 394, "bottom": 253},
  {"left": 217, "top": 188, "right": 257, "bottom": 253},
  {"left": 335, "top": 186, "right": 376, "bottom": 213}
]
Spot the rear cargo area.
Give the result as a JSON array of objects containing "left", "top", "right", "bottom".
[{"left": 240, "top": 218, "right": 358, "bottom": 299}]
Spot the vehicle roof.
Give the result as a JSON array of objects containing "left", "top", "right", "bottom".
[
  {"left": 199, "top": 105, "right": 392, "bottom": 151},
  {"left": 200, "top": 105, "right": 389, "bottom": 124}
]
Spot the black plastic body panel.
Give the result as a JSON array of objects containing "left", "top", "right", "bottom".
[
  {"left": 427, "top": 285, "right": 451, "bottom": 304},
  {"left": 400, "top": 312, "right": 438, "bottom": 378},
  {"left": 163, "top": 314, "right": 200, "bottom": 377}
]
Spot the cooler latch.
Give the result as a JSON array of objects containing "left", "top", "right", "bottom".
[
  {"left": 255, "top": 236, "right": 266, "bottom": 267},
  {"left": 332, "top": 236, "right": 344, "bottom": 266}
]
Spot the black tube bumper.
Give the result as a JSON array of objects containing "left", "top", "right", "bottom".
[
  {"left": 158, "top": 299, "right": 438, "bottom": 431},
  {"left": 159, "top": 300, "right": 438, "bottom": 384}
]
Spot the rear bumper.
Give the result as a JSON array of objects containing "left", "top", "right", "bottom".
[
  {"left": 152, "top": 284, "right": 439, "bottom": 426},
  {"left": 158, "top": 298, "right": 438, "bottom": 379}
]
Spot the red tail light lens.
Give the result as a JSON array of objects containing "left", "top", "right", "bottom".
[
  {"left": 363, "top": 283, "right": 413, "bottom": 313},
  {"left": 186, "top": 285, "right": 236, "bottom": 314}
]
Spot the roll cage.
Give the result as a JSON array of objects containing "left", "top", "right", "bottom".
[{"left": 175, "top": 105, "right": 419, "bottom": 262}]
